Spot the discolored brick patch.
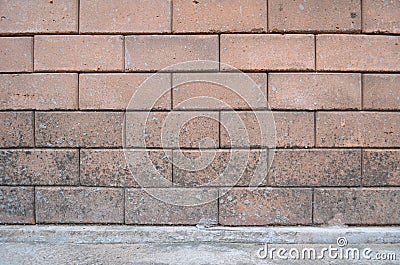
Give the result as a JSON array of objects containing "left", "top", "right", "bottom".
[
  {"left": 173, "top": 149, "right": 269, "bottom": 187},
  {"left": 35, "top": 187, "right": 124, "bottom": 224},
  {"left": 362, "top": 150, "right": 400, "bottom": 186},
  {"left": 80, "top": 149, "right": 172, "bottom": 187},
  {"left": 314, "top": 188, "right": 400, "bottom": 225},
  {"left": 0, "top": 149, "right": 79, "bottom": 185},
  {"left": 0, "top": 186, "right": 34, "bottom": 224},
  {"left": 125, "top": 188, "right": 218, "bottom": 225},
  {"left": 268, "top": 149, "right": 361, "bottom": 187},
  {"left": 219, "top": 188, "right": 312, "bottom": 225},
  {"left": 0, "top": 112, "right": 34, "bottom": 148},
  {"left": 0, "top": 74, "right": 78, "bottom": 110},
  {"left": 268, "top": 0, "right": 361, "bottom": 33},
  {"left": 35, "top": 112, "right": 124, "bottom": 148}
]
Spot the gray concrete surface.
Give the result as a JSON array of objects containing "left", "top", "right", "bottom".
[{"left": 0, "top": 225, "right": 399, "bottom": 264}]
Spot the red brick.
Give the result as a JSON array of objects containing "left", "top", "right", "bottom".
[
  {"left": 316, "top": 112, "right": 400, "bottom": 147},
  {"left": 0, "top": 37, "right": 32, "bottom": 72},
  {"left": 125, "top": 188, "right": 218, "bottom": 224},
  {"left": 0, "top": 186, "right": 34, "bottom": 224},
  {"left": 173, "top": 150, "right": 269, "bottom": 187},
  {"left": 363, "top": 74, "right": 400, "bottom": 110},
  {"left": 80, "top": 149, "right": 172, "bottom": 187},
  {"left": 268, "top": 73, "right": 361, "bottom": 110},
  {"left": 0, "top": 0, "right": 77, "bottom": 34},
  {"left": 125, "top": 35, "right": 219, "bottom": 71},
  {"left": 220, "top": 111, "right": 314, "bottom": 148},
  {"left": 173, "top": 0, "right": 267, "bottom": 33},
  {"left": 219, "top": 188, "right": 312, "bottom": 225},
  {"left": 0, "top": 150, "right": 79, "bottom": 185},
  {"left": 172, "top": 73, "right": 267, "bottom": 110},
  {"left": 220, "top": 34, "right": 314, "bottom": 71},
  {"left": 362, "top": 0, "right": 400, "bottom": 33},
  {"left": 35, "top": 112, "right": 123, "bottom": 147},
  {"left": 0, "top": 74, "right": 78, "bottom": 110},
  {"left": 362, "top": 150, "right": 400, "bottom": 186},
  {"left": 34, "top": 35, "right": 124, "bottom": 72},
  {"left": 35, "top": 187, "right": 124, "bottom": 224},
  {"left": 80, "top": 0, "right": 171, "bottom": 33},
  {"left": 0, "top": 111, "right": 33, "bottom": 147},
  {"left": 314, "top": 188, "right": 400, "bottom": 225},
  {"left": 125, "top": 111, "right": 219, "bottom": 148},
  {"left": 268, "top": 0, "right": 361, "bottom": 33},
  {"left": 316, "top": 35, "right": 400, "bottom": 71},
  {"left": 79, "top": 73, "right": 170, "bottom": 110},
  {"left": 269, "top": 150, "right": 361, "bottom": 187}
]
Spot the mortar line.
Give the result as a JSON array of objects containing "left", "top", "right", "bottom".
[
  {"left": 77, "top": 0, "right": 81, "bottom": 34},
  {"left": 33, "top": 186, "right": 36, "bottom": 224},
  {"left": 170, "top": 73, "right": 173, "bottom": 110},
  {"left": 32, "top": 111, "right": 36, "bottom": 147},
  {"left": 218, "top": 34, "right": 221, "bottom": 72},
  {"left": 266, "top": 0, "right": 269, "bottom": 32},
  {"left": 361, "top": 73, "right": 364, "bottom": 110},
  {"left": 170, "top": 0, "right": 173, "bottom": 32},
  {"left": 314, "top": 34, "right": 317, "bottom": 72},
  {"left": 78, "top": 148, "right": 81, "bottom": 186},
  {"left": 77, "top": 73, "right": 80, "bottom": 109},
  {"left": 311, "top": 188, "right": 315, "bottom": 224},
  {"left": 123, "top": 188, "right": 126, "bottom": 224},
  {"left": 360, "top": 148, "right": 364, "bottom": 187}
]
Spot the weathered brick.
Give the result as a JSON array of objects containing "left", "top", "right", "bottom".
[
  {"left": 220, "top": 111, "right": 314, "bottom": 148},
  {"left": 0, "top": 74, "right": 78, "bottom": 110},
  {"left": 363, "top": 150, "right": 400, "bottom": 186},
  {"left": 125, "top": 111, "right": 219, "bottom": 148},
  {"left": 125, "top": 35, "right": 219, "bottom": 71},
  {"left": 79, "top": 73, "right": 170, "bottom": 110},
  {"left": 172, "top": 73, "right": 267, "bottom": 110},
  {"left": 0, "top": 37, "right": 32, "bottom": 72},
  {"left": 314, "top": 188, "right": 400, "bottom": 225},
  {"left": 268, "top": 73, "right": 361, "bottom": 110},
  {"left": 80, "top": 149, "right": 172, "bottom": 187},
  {"left": 269, "top": 150, "right": 361, "bottom": 186},
  {"left": 35, "top": 187, "right": 124, "bottom": 223},
  {"left": 173, "top": 150, "right": 269, "bottom": 187},
  {"left": 35, "top": 112, "right": 123, "bottom": 147},
  {"left": 80, "top": 0, "right": 171, "bottom": 33},
  {"left": 220, "top": 34, "right": 314, "bottom": 71},
  {"left": 173, "top": 0, "right": 267, "bottom": 33},
  {"left": 0, "top": 0, "right": 77, "bottom": 34},
  {"left": 316, "top": 35, "right": 400, "bottom": 71},
  {"left": 0, "top": 149, "right": 79, "bottom": 185},
  {"left": 363, "top": 74, "right": 400, "bottom": 110},
  {"left": 34, "top": 35, "right": 124, "bottom": 72},
  {"left": 0, "top": 186, "right": 34, "bottom": 224},
  {"left": 0, "top": 111, "right": 33, "bottom": 147},
  {"left": 219, "top": 188, "right": 312, "bottom": 225},
  {"left": 362, "top": 0, "right": 400, "bottom": 33},
  {"left": 268, "top": 0, "right": 361, "bottom": 33},
  {"left": 125, "top": 188, "right": 218, "bottom": 224},
  {"left": 316, "top": 112, "right": 400, "bottom": 147}
]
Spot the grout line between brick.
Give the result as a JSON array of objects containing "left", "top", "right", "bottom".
[
  {"left": 170, "top": 0, "right": 173, "bottom": 32},
  {"left": 77, "top": 73, "right": 80, "bottom": 109},
  {"left": 266, "top": 0, "right": 269, "bottom": 32},
  {"left": 32, "top": 111, "right": 36, "bottom": 147},
  {"left": 360, "top": 148, "right": 363, "bottom": 187},
  {"left": 33, "top": 186, "right": 36, "bottom": 224},
  {"left": 218, "top": 111, "right": 221, "bottom": 148},
  {"left": 123, "top": 188, "right": 126, "bottom": 224},
  {"left": 314, "top": 34, "right": 317, "bottom": 72},
  {"left": 78, "top": 148, "right": 81, "bottom": 186},
  {"left": 313, "top": 111, "right": 317, "bottom": 147},
  {"left": 360, "top": 0, "right": 363, "bottom": 33},
  {"left": 216, "top": 188, "right": 220, "bottom": 225},
  {"left": 361, "top": 73, "right": 364, "bottom": 110},
  {"left": 218, "top": 34, "right": 221, "bottom": 72},
  {"left": 170, "top": 73, "right": 173, "bottom": 109},
  {"left": 77, "top": 0, "right": 80, "bottom": 34},
  {"left": 311, "top": 188, "right": 315, "bottom": 224},
  {"left": 32, "top": 35, "right": 35, "bottom": 72}
]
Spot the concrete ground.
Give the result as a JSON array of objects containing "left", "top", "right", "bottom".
[{"left": 0, "top": 225, "right": 399, "bottom": 264}]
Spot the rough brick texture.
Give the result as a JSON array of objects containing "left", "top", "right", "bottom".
[
  {"left": 0, "top": 37, "right": 32, "bottom": 72},
  {"left": 1, "top": 1, "right": 399, "bottom": 226},
  {"left": 1, "top": 74, "right": 78, "bottom": 110},
  {"left": 268, "top": 0, "right": 361, "bottom": 33}
]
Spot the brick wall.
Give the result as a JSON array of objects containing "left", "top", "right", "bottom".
[{"left": 0, "top": 0, "right": 399, "bottom": 226}]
